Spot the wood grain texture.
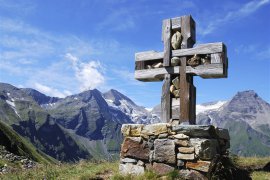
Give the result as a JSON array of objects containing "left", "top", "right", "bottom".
[
  {"left": 163, "top": 19, "right": 171, "bottom": 67},
  {"left": 179, "top": 58, "right": 189, "bottom": 123},
  {"left": 181, "top": 15, "right": 196, "bottom": 48},
  {"left": 162, "top": 17, "right": 181, "bottom": 41},
  {"left": 189, "top": 83, "right": 196, "bottom": 124},
  {"left": 161, "top": 74, "right": 171, "bottom": 122},
  {"left": 135, "top": 42, "right": 224, "bottom": 62},
  {"left": 135, "top": 63, "right": 225, "bottom": 81},
  {"left": 211, "top": 53, "right": 222, "bottom": 64}
]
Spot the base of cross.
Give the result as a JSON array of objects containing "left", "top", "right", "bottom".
[{"left": 119, "top": 123, "right": 236, "bottom": 179}]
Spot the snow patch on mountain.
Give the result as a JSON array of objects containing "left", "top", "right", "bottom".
[
  {"left": 6, "top": 100, "right": 20, "bottom": 118},
  {"left": 196, "top": 101, "right": 227, "bottom": 115},
  {"left": 145, "top": 107, "right": 153, "bottom": 112}
]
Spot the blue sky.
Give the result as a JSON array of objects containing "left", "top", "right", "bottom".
[{"left": 0, "top": 0, "right": 269, "bottom": 107}]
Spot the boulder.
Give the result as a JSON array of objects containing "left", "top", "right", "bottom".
[
  {"left": 119, "top": 163, "right": 144, "bottom": 175},
  {"left": 121, "top": 137, "right": 150, "bottom": 160},
  {"left": 152, "top": 162, "right": 175, "bottom": 175},
  {"left": 121, "top": 124, "right": 144, "bottom": 137},
  {"left": 172, "top": 125, "right": 217, "bottom": 138},
  {"left": 141, "top": 123, "right": 169, "bottom": 136},
  {"left": 189, "top": 138, "right": 219, "bottom": 160},
  {"left": 153, "top": 139, "right": 176, "bottom": 164}
]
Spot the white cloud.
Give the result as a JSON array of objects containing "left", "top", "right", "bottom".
[
  {"left": 65, "top": 53, "right": 105, "bottom": 91},
  {"left": 199, "top": 0, "right": 270, "bottom": 35},
  {"left": 34, "top": 83, "right": 70, "bottom": 98}
]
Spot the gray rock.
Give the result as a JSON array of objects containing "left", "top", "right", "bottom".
[
  {"left": 216, "top": 128, "right": 230, "bottom": 140},
  {"left": 153, "top": 139, "right": 176, "bottom": 164},
  {"left": 137, "top": 160, "right": 144, "bottom": 166},
  {"left": 158, "top": 133, "right": 168, "bottom": 139},
  {"left": 119, "top": 163, "right": 145, "bottom": 175},
  {"left": 172, "top": 77, "right": 180, "bottom": 89},
  {"left": 177, "top": 160, "right": 185, "bottom": 167},
  {"left": 173, "top": 89, "right": 180, "bottom": 98},
  {"left": 121, "top": 158, "right": 137, "bottom": 164},
  {"left": 179, "top": 169, "right": 207, "bottom": 180},
  {"left": 171, "top": 31, "right": 182, "bottom": 50},
  {"left": 152, "top": 62, "right": 163, "bottom": 68},
  {"left": 187, "top": 54, "right": 201, "bottom": 67},
  {"left": 171, "top": 57, "right": 180, "bottom": 66},
  {"left": 177, "top": 153, "right": 195, "bottom": 160},
  {"left": 172, "top": 125, "right": 217, "bottom": 138},
  {"left": 170, "top": 85, "right": 176, "bottom": 94},
  {"left": 189, "top": 138, "right": 219, "bottom": 160},
  {"left": 173, "top": 133, "right": 189, "bottom": 140}
]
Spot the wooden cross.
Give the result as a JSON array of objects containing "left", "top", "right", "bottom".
[{"left": 135, "top": 15, "right": 228, "bottom": 124}]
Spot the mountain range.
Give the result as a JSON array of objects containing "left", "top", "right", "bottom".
[{"left": 0, "top": 82, "right": 269, "bottom": 161}]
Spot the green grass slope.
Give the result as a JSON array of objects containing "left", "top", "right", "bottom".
[
  {"left": 0, "top": 120, "right": 56, "bottom": 164},
  {"left": 225, "top": 120, "right": 270, "bottom": 156}
]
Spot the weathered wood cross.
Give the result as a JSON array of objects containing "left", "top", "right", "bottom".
[{"left": 135, "top": 15, "right": 228, "bottom": 124}]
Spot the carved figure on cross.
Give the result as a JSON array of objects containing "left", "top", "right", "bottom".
[{"left": 135, "top": 15, "right": 228, "bottom": 125}]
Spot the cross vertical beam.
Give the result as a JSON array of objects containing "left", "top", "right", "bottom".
[
  {"left": 179, "top": 15, "right": 196, "bottom": 124},
  {"left": 161, "top": 19, "right": 172, "bottom": 122}
]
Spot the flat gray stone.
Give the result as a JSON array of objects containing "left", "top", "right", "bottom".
[
  {"left": 177, "top": 153, "right": 195, "bottom": 160},
  {"left": 173, "top": 133, "right": 189, "bottom": 140},
  {"left": 121, "top": 158, "right": 137, "bottom": 164},
  {"left": 172, "top": 125, "right": 217, "bottom": 138},
  {"left": 153, "top": 139, "right": 176, "bottom": 164},
  {"left": 216, "top": 128, "right": 230, "bottom": 140},
  {"left": 119, "top": 163, "right": 145, "bottom": 175},
  {"left": 189, "top": 138, "right": 219, "bottom": 160},
  {"left": 137, "top": 160, "right": 144, "bottom": 166}
]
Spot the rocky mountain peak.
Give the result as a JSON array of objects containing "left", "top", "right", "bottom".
[
  {"left": 76, "top": 89, "right": 102, "bottom": 102},
  {"left": 226, "top": 90, "right": 269, "bottom": 114},
  {"left": 103, "top": 89, "right": 134, "bottom": 106},
  {"left": 22, "top": 88, "right": 60, "bottom": 105}
]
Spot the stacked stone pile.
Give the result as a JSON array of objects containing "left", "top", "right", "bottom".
[{"left": 119, "top": 123, "right": 230, "bottom": 178}]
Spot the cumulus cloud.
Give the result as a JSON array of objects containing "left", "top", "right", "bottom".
[
  {"left": 65, "top": 53, "right": 105, "bottom": 91},
  {"left": 34, "top": 83, "right": 72, "bottom": 98}
]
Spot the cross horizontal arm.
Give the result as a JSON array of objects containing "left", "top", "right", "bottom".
[
  {"left": 135, "top": 42, "right": 225, "bottom": 62},
  {"left": 135, "top": 64, "right": 225, "bottom": 82}
]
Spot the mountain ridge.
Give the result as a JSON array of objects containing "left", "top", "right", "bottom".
[{"left": 0, "top": 82, "right": 269, "bottom": 160}]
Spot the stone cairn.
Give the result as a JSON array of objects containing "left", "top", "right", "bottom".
[
  {"left": 119, "top": 15, "right": 230, "bottom": 178},
  {"left": 119, "top": 124, "right": 230, "bottom": 178}
]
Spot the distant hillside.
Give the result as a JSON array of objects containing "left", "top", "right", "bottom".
[
  {"left": 0, "top": 120, "right": 55, "bottom": 164},
  {"left": 196, "top": 90, "right": 270, "bottom": 156}
]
